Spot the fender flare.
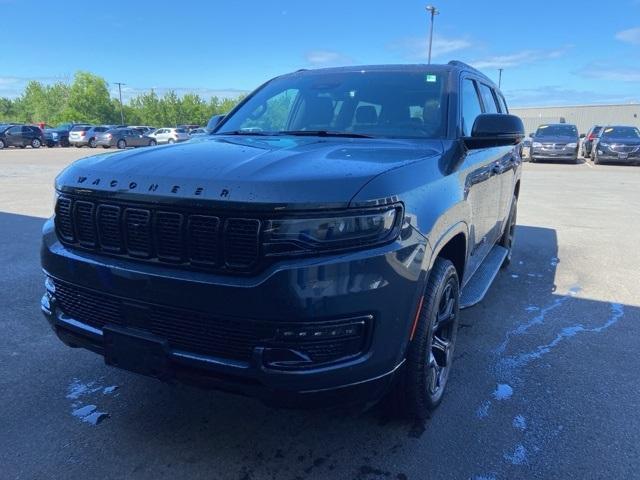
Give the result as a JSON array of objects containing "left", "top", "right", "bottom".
[{"left": 427, "top": 220, "right": 469, "bottom": 274}]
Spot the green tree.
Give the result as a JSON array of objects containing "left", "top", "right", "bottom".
[
  {"left": 0, "top": 97, "right": 17, "bottom": 122},
  {"left": 62, "top": 71, "right": 116, "bottom": 124}
]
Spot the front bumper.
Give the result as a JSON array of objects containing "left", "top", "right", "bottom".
[
  {"left": 41, "top": 217, "right": 429, "bottom": 407},
  {"left": 595, "top": 150, "right": 640, "bottom": 164},
  {"left": 531, "top": 148, "right": 578, "bottom": 161}
]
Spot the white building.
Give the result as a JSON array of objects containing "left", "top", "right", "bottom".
[{"left": 510, "top": 103, "right": 640, "bottom": 135}]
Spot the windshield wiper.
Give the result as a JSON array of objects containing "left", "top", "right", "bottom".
[{"left": 279, "top": 130, "right": 374, "bottom": 138}]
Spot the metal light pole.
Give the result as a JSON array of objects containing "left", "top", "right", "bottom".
[
  {"left": 425, "top": 5, "right": 439, "bottom": 64},
  {"left": 498, "top": 68, "right": 503, "bottom": 88},
  {"left": 115, "top": 82, "right": 126, "bottom": 125}
]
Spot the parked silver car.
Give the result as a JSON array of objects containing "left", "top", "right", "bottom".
[{"left": 147, "top": 127, "right": 189, "bottom": 144}]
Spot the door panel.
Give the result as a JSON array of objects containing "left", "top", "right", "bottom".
[{"left": 461, "top": 149, "right": 503, "bottom": 284}]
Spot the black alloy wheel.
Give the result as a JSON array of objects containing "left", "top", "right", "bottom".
[{"left": 386, "top": 257, "right": 460, "bottom": 420}]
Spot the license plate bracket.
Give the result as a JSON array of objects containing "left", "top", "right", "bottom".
[
  {"left": 103, "top": 326, "right": 169, "bottom": 378},
  {"left": 618, "top": 153, "right": 628, "bottom": 160}
]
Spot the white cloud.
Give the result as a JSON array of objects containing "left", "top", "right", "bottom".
[
  {"left": 389, "top": 35, "right": 471, "bottom": 60},
  {"left": 576, "top": 63, "right": 640, "bottom": 82},
  {"left": 472, "top": 46, "right": 572, "bottom": 69},
  {"left": 304, "top": 50, "right": 353, "bottom": 67},
  {"left": 615, "top": 27, "right": 640, "bottom": 45}
]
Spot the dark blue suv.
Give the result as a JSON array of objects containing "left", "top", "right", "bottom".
[{"left": 41, "top": 61, "right": 524, "bottom": 420}]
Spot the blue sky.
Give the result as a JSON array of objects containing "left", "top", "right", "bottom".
[{"left": 1, "top": 0, "right": 639, "bottom": 106}]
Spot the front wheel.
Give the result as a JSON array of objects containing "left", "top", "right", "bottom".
[
  {"left": 31, "top": 138, "right": 42, "bottom": 148},
  {"left": 0, "top": 139, "right": 5, "bottom": 149},
  {"left": 89, "top": 138, "right": 97, "bottom": 148},
  {"left": 386, "top": 258, "right": 460, "bottom": 420},
  {"left": 149, "top": 139, "right": 157, "bottom": 146},
  {"left": 117, "top": 139, "right": 126, "bottom": 149},
  {"left": 499, "top": 195, "right": 517, "bottom": 268},
  {"left": 168, "top": 138, "right": 176, "bottom": 144}
]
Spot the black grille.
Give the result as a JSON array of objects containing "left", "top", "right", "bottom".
[
  {"left": 55, "top": 196, "right": 74, "bottom": 241},
  {"left": 225, "top": 218, "right": 261, "bottom": 268},
  {"left": 74, "top": 201, "right": 97, "bottom": 247},
  {"left": 52, "top": 279, "right": 369, "bottom": 364},
  {"left": 54, "top": 195, "right": 261, "bottom": 273},
  {"left": 97, "top": 205, "right": 122, "bottom": 251}
]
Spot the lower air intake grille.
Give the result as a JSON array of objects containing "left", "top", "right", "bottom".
[{"left": 52, "top": 279, "right": 370, "bottom": 365}]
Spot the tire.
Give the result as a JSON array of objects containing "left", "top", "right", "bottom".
[
  {"left": 117, "top": 139, "right": 126, "bottom": 149},
  {"left": 529, "top": 156, "right": 536, "bottom": 163},
  {"left": 499, "top": 195, "right": 517, "bottom": 268},
  {"left": 31, "top": 138, "right": 41, "bottom": 149},
  {"left": 168, "top": 138, "right": 176, "bottom": 144},
  {"left": 385, "top": 258, "right": 460, "bottom": 420},
  {"left": 593, "top": 152, "right": 600, "bottom": 165},
  {"left": 149, "top": 139, "right": 157, "bottom": 146},
  {"left": 89, "top": 138, "right": 97, "bottom": 148},
  {"left": 74, "top": 144, "right": 82, "bottom": 148},
  {"left": 0, "top": 139, "right": 5, "bottom": 149}
]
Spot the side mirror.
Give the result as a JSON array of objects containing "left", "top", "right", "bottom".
[
  {"left": 206, "top": 114, "right": 226, "bottom": 132},
  {"left": 529, "top": 132, "right": 535, "bottom": 138},
  {"left": 463, "top": 114, "right": 525, "bottom": 150}
]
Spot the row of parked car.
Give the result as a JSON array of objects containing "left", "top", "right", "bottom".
[
  {"left": 520, "top": 123, "right": 640, "bottom": 165},
  {"left": 0, "top": 122, "right": 209, "bottom": 150}
]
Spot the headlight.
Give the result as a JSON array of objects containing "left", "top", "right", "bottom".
[
  {"left": 599, "top": 142, "right": 609, "bottom": 148},
  {"left": 263, "top": 205, "right": 402, "bottom": 256},
  {"left": 532, "top": 142, "right": 542, "bottom": 148},
  {"left": 566, "top": 142, "right": 577, "bottom": 148}
]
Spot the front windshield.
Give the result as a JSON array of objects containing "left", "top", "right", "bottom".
[
  {"left": 217, "top": 70, "right": 448, "bottom": 139},
  {"left": 601, "top": 126, "right": 640, "bottom": 139},
  {"left": 535, "top": 124, "right": 578, "bottom": 137}
]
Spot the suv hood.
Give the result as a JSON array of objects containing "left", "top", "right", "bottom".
[
  {"left": 600, "top": 137, "right": 640, "bottom": 145},
  {"left": 57, "top": 135, "right": 442, "bottom": 210}
]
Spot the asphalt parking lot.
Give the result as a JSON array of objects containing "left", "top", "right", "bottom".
[{"left": 1, "top": 148, "right": 639, "bottom": 480}]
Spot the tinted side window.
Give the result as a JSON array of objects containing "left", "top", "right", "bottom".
[
  {"left": 478, "top": 84, "right": 498, "bottom": 113},
  {"left": 461, "top": 79, "right": 482, "bottom": 136},
  {"left": 497, "top": 94, "right": 508, "bottom": 113},
  {"left": 8, "top": 126, "right": 22, "bottom": 134}
]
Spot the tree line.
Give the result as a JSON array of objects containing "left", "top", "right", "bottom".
[{"left": 0, "top": 71, "right": 244, "bottom": 127}]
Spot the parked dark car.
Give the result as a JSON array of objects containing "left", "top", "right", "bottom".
[
  {"left": 530, "top": 123, "right": 580, "bottom": 163},
  {"left": 45, "top": 123, "right": 92, "bottom": 147},
  {"left": 591, "top": 125, "right": 640, "bottom": 165},
  {"left": 41, "top": 62, "right": 524, "bottom": 420},
  {"left": 582, "top": 125, "right": 602, "bottom": 158},
  {"left": 94, "top": 127, "right": 157, "bottom": 149},
  {"left": 0, "top": 124, "right": 44, "bottom": 149}
]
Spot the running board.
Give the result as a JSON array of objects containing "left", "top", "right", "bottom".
[{"left": 460, "top": 245, "right": 508, "bottom": 309}]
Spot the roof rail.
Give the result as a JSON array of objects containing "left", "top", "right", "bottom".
[{"left": 448, "top": 60, "right": 490, "bottom": 80}]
